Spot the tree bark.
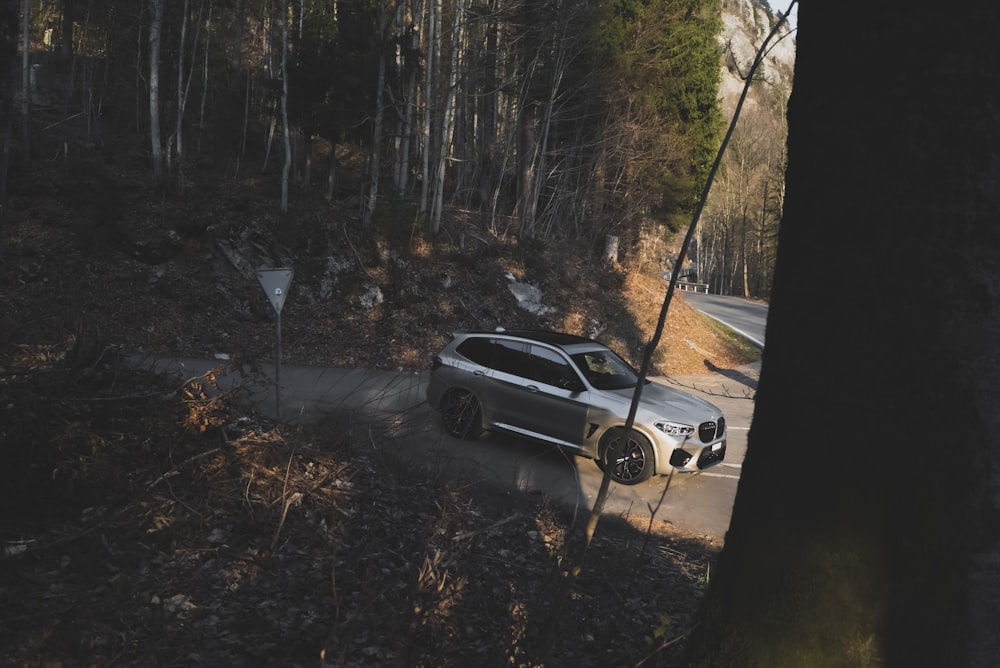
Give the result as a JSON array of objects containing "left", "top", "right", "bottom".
[
  {"left": 684, "top": 2, "right": 1000, "bottom": 666},
  {"left": 280, "top": 0, "right": 291, "bottom": 212},
  {"left": 419, "top": 0, "right": 436, "bottom": 217},
  {"left": 196, "top": 1, "right": 213, "bottom": 157},
  {"left": 175, "top": 0, "right": 204, "bottom": 175},
  {"left": 394, "top": 0, "right": 421, "bottom": 197},
  {"left": 364, "top": 0, "right": 389, "bottom": 227},
  {"left": 148, "top": 0, "right": 164, "bottom": 179},
  {"left": 429, "top": 0, "right": 463, "bottom": 233},
  {"left": 176, "top": 0, "right": 189, "bottom": 167},
  {"left": 477, "top": 2, "right": 498, "bottom": 209},
  {"left": 19, "top": 0, "right": 27, "bottom": 162},
  {"left": 61, "top": 0, "right": 74, "bottom": 58}
]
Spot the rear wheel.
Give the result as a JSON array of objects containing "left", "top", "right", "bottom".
[
  {"left": 441, "top": 389, "right": 483, "bottom": 439},
  {"left": 600, "top": 428, "right": 654, "bottom": 485}
]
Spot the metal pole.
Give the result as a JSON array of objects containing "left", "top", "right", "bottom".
[{"left": 275, "top": 309, "right": 282, "bottom": 420}]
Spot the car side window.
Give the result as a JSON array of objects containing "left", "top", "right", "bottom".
[
  {"left": 572, "top": 351, "right": 638, "bottom": 390},
  {"left": 456, "top": 337, "right": 530, "bottom": 376},
  {"left": 526, "top": 345, "right": 581, "bottom": 389},
  {"left": 491, "top": 339, "right": 529, "bottom": 377},
  {"left": 456, "top": 337, "right": 493, "bottom": 367}
]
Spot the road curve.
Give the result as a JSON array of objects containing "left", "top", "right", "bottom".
[
  {"left": 681, "top": 292, "right": 768, "bottom": 348},
  {"left": 129, "top": 352, "right": 758, "bottom": 543}
]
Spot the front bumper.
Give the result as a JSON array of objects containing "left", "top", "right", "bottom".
[{"left": 669, "top": 439, "right": 726, "bottom": 472}]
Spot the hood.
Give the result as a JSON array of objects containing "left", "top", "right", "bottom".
[{"left": 602, "top": 380, "right": 721, "bottom": 422}]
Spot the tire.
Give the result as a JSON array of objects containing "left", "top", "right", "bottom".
[
  {"left": 600, "top": 428, "right": 654, "bottom": 485},
  {"left": 441, "top": 389, "right": 483, "bottom": 439}
]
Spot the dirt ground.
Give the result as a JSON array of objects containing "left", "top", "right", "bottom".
[{"left": 0, "top": 154, "right": 759, "bottom": 667}]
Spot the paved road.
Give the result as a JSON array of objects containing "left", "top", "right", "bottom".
[
  {"left": 131, "top": 353, "right": 758, "bottom": 545},
  {"left": 682, "top": 292, "right": 768, "bottom": 348}
]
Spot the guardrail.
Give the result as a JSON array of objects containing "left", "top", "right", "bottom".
[{"left": 677, "top": 282, "right": 709, "bottom": 293}]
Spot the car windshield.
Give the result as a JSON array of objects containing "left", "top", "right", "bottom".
[{"left": 570, "top": 348, "right": 640, "bottom": 390}]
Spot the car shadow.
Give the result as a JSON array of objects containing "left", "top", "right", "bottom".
[
  {"left": 386, "top": 412, "right": 596, "bottom": 518},
  {"left": 702, "top": 359, "right": 759, "bottom": 391}
]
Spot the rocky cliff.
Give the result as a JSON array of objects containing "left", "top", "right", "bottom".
[{"left": 718, "top": 0, "right": 796, "bottom": 113}]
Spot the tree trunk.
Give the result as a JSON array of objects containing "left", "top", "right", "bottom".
[
  {"left": 324, "top": 142, "right": 338, "bottom": 201},
  {"left": 684, "top": 2, "right": 1000, "bottom": 666},
  {"left": 419, "top": 0, "right": 435, "bottom": 217},
  {"left": 394, "top": 0, "right": 421, "bottom": 196},
  {"left": 176, "top": 0, "right": 189, "bottom": 167},
  {"left": 61, "top": 0, "right": 74, "bottom": 58},
  {"left": 19, "top": 0, "right": 27, "bottom": 163},
  {"left": 280, "top": 0, "right": 291, "bottom": 213},
  {"left": 516, "top": 98, "right": 537, "bottom": 235},
  {"left": 477, "top": 3, "right": 498, "bottom": 209},
  {"left": 196, "top": 1, "right": 213, "bottom": 158},
  {"left": 430, "top": 0, "right": 463, "bottom": 233},
  {"left": 175, "top": 0, "right": 204, "bottom": 177},
  {"left": 364, "top": 0, "right": 390, "bottom": 227},
  {"left": 148, "top": 0, "right": 164, "bottom": 179},
  {"left": 603, "top": 235, "right": 618, "bottom": 264}
]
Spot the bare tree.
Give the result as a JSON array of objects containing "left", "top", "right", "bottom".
[
  {"left": 280, "top": 0, "right": 291, "bottom": 212},
  {"left": 429, "top": 0, "right": 463, "bottom": 232},
  {"left": 702, "top": 107, "right": 784, "bottom": 296},
  {"left": 196, "top": 0, "right": 213, "bottom": 157},
  {"left": 149, "top": 0, "right": 164, "bottom": 179},
  {"left": 18, "top": 0, "right": 27, "bottom": 163},
  {"left": 419, "top": 0, "right": 438, "bottom": 219},
  {"left": 364, "top": 0, "right": 391, "bottom": 227},
  {"left": 174, "top": 0, "right": 206, "bottom": 187},
  {"left": 393, "top": 0, "right": 422, "bottom": 197}
]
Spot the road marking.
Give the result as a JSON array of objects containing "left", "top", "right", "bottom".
[
  {"left": 701, "top": 472, "right": 741, "bottom": 480},
  {"left": 720, "top": 462, "right": 741, "bottom": 469},
  {"left": 692, "top": 310, "right": 765, "bottom": 348},
  {"left": 728, "top": 426, "right": 749, "bottom": 431}
]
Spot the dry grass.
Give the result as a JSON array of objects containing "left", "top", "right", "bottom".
[{"left": 0, "top": 365, "right": 719, "bottom": 667}]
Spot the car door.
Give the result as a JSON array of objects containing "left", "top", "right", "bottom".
[
  {"left": 468, "top": 337, "right": 531, "bottom": 430},
  {"left": 508, "top": 344, "right": 590, "bottom": 448}
]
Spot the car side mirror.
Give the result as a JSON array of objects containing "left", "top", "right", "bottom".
[{"left": 559, "top": 377, "right": 585, "bottom": 393}]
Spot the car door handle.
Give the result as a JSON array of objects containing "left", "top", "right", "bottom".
[
  {"left": 525, "top": 385, "right": 539, "bottom": 392},
  {"left": 474, "top": 370, "right": 487, "bottom": 376}
]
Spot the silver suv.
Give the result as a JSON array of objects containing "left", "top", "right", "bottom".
[{"left": 426, "top": 329, "right": 726, "bottom": 485}]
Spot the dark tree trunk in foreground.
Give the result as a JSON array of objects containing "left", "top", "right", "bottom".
[{"left": 684, "top": 2, "right": 1000, "bottom": 666}]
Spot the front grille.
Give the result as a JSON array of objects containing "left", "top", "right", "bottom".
[
  {"left": 698, "top": 417, "right": 725, "bottom": 442},
  {"left": 697, "top": 444, "right": 726, "bottom": 469}
]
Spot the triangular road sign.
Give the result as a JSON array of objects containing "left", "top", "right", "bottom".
[{"left": 256, "top": 267, "right": 294, "bottom": 314}]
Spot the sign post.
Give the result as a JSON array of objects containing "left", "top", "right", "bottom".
[{"left": 255, "top": 268, "right": 294, "bottom": 420}]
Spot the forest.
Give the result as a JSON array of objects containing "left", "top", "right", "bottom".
[
  {"left": 0, "top": 2, "right": 806, "bottom": 666},
  {"left": 6, "top": 0, "right": 790, "bottom": 299},
  {"left": 9, "top": 0, "right": 999, "bottom": 665}
]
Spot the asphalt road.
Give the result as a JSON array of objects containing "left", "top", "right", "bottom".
[
  {"left": 135, "top": 352, "right": 759, "bottom": 545},
  {"left": 681, "top": 292, "right": 768, "bottom": 348}
]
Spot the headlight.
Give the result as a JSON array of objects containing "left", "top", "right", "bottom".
[{"left": 654, "top": 420, "right": 694, "bottom": 437}]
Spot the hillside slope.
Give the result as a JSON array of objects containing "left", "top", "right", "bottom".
[
  {"left": 1, "top": 156, "right": 758, "bottom": 378},
  {"left": 0, "top": 158, "right": 761, "bottom": 668}
]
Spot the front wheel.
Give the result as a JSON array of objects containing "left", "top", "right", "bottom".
[
  {"left": 599, "top": 428, "right": 654, "bottom": 485},
  {"left": 440, "top": 389, "right": 483, "bottom": 439}
]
